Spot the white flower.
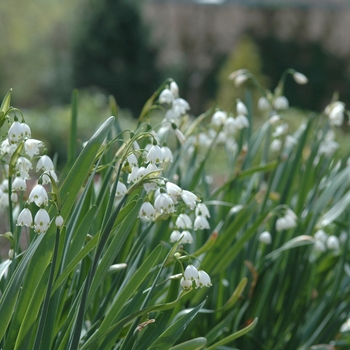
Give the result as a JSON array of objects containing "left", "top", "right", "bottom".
[
  {"left": 159, "top": 89, "right": 174, "bottom": 104},
  {"left": 166, "top": 182, "right": 182, "bottom": 201},
  {"left": 258, "top": 96, "right": 271, "bottom": 111},
  {"left": 24, "top": 139, "right": 42, "bottom": 158},
  {"left": 314, "top": 239, "right": 326, "bottom": 252},
  {"left": 180, "top": 277, "right": 192, "bottom": 289},
  {"left": 172, "top": 98, "right": 190, "bottom": 116},
  {"left": 136, "top": 166, "right": 147, "bottom": 181},
  {"left": 228, "top": 69, "right": 246, "bottom": 81},
  {"left": 196, "top": 270, "right": 212, "bottom": 288},
  {"left": 176, "top": 214, "right": 192, "bottom": 229},
  {"left": 195, "top": 203, "right": 210, "bottom": 218},
  {"left": 8, "top": 121, "right": 24, "bottom": 144},
  {"left": 272, "top": 123, "right": 289, "bottom": 137},
  {"left": 170, "top": 229, "right": 182, "bottom": 242},
  {"left": 273, "top": 96, "right": 289, "bottom": 110},
  {"left": 194, "top": 215, "right": 210, "bottom": 230},
  {"left": 184, "top": 264, "right": 199, "bottom": 281},
  {"left": 21, "top": 122, "right": 31, "bottom": 138},
  {"left": 224, "top": 116, "right": 238, "bottom": 134},
  {"left": 36, "top": 155, "right": 54, "bottom": 172},
  {"left": 212, "top": 111, "right": 227, "bottom": 126},
  {"left": 41, "top": 170, "right": 58, "bottom": 185},
  {"left": 16, "top": 157, "right": 32, "bottom": 179},
  {"left": 17, "top": 208, "right": 33, "bottom": 227},
  {"left": 11, "top": 192, "right": 18, "bottom": 202},
  {"left": 12, "top": 177, "right": 26, "bottom": 191},
  {"left": 270, "top": 139, "right": 282, "bottom": 152},
  {"left": 327, "top": 235, "right": 340, "bottom": 250},
  {"left": 139, "top": 202, "right": 156, "bottom": 220},
  {"left": 127, "top": 153, "right": 138, "bottom": 167},
  {"left": 55, "top": 215, "right": 64, "bottom": 228},
  {"left": 170, "top": 81, "right": 179, "bottom": 97},
  {"left": 259, "top": 231, "right": 272, "bottom": 244},
  {"left": 115, "top": 181, "right": 127, "bottom": 198},
  {"left": 154, "top": 193, "right": 175, "bottom": 214},
  {"left": 1, "top": 139, "right": 16, "bottom": 156},
  {"left": 180, "top": 230, "right": 193, "bottom": 243},
  {"left": 236, "top": 100, "right": 248, "bottom": 115},
  {"left": 235, "top": 115, "right": 249, "bottom": 129},
  {"left": 147, "top": 144, "right": 165, "bottom": 164},
  {"left": 314, "top": 229, "right": 328, "bottom": 242},
  {"left": 340, "top": 318, "right": 350, "bottom": 333},
  {"left": 328, "top": 102, "right": 344, "bottom": 126},
  {"left": 181, "top": 190, "right": 200, "bottom": 210},
  {"left": 293, "top": 72, "right": 308, "bottom": 85},
  {"left": 233, "top": 74, "right": 248, "bottom": 87},
  {"left": 269, "top": 114, "right": 281, "bottom": 124},
  {"left": 28, "top": 184, "right": 48, "bottom": 207},
  {"left": 162, "top": 146, "right": 173, "bottom": 162},
  {"left": 143, "top": 182, "right": 158, "bottom": 193},
  {"left": 34, "top": 208, "right": 51, "bottom": 234},
  {"left": 127, "top": 166, "right": 139, "bottom": 183}
]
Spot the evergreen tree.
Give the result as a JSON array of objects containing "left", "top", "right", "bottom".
[{"left": 72, "top": 0, "right": 161, "bottom": 116}]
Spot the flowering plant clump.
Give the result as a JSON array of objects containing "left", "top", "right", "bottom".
[{"left": 1, "top": 68, "right": 350, "bottom": 349}]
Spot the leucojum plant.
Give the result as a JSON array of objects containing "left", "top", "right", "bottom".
[{"left": 0, "top": 68, "right": 350, "bottom": 350}]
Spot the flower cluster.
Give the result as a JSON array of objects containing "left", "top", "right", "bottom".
[
  {"left": 276, "top": 208, "right": 297, "bottom": 231},
  {"left": 180, "top": 264, "right": 212, "bottom": 289},
  {"left": 0, "top": 117, "right": 61, "bottom": 234},
  {"left": 313, "top": 229, "right": 344, "bottom": 253}
]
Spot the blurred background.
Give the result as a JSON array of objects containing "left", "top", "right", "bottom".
[{"left": 1, "top": 0, "right": 350, "bottom": 161}]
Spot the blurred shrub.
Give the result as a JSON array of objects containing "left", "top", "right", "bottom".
[
  {"left": 72, "top": 0, "right": 162, "bottom": 117},
  {"left": 215, "top": 35, "right": 266, "bottom": 112}
]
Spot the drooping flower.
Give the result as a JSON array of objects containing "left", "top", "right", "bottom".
[
  {"left": 36, "top": 155, "right": 54, "bottom": 172},
  {"left": 162, "top": 146, "right": 173, "bottom": 162},
  {"left": 55, "top": 215, "right": 64, "bottom": 228},
  {"left": 327, "top": 235, "right": 340, "bottom": 251},
  {"left": 236, "top": 100, "right": 248, "bottom": 115},
  {"left": 259, "top": 231, "right": 272, "bottom": 244},
  {"left": 115, "top": 181, "right": 127, "bottom": 198},
  {"left": 293, "top": 72, "right": 308, "bottom": 85},
  {"left": 194, "top": 215, "right": 210, "bottom": 230},
  {"left": 235, "top": 115, "right": 249, "bottom": 129},
  {"left": 8, "top": 121, "right": 24, "bottom": 144},
  {"left": 195, "top": 203, "right": 210, "bottom": 218},
  {"left": 138, "top": 202, "right": 156, "bottom": 220},
  {"left": 184, "top": 264, "right": 199, "bottom": 281},
  {"left": 181, "top": 190, "right": 200, "bottom": 210},
  {"left": 24, "top": 139, "right": 43, "bottom": 158},
  {"left": 34, "top": 208, "right": 51, "bottom": 234},
  {"left": 166, "top": 182, "right": 182, "bottom": 201},
  {"left": 180, "top": 230, "right": 193, "bottom": 244},
  {"left": 170, "top": 81, "right": 179, "bottom": 97},
  {"left": 154, "top": 193, "right": 175, "bottom": 214},
  {"left": 147, "top": 144, "right": 165, "bottom": 164},
  {"left": 159, "top": 89, "right": 174, "bottom": 104},
  {"left": 273, "top": 96, "right": 289, "bottom": 110},
  {"left": 170, "top": 229, "right": 182, "bottom": 242},
  {"left": 176, "top": 214, "right": 192, "bottom": 229},
  {"left": 211, "top": 111, "right": 227, "bottom": 126},
  {"left": 12, "top": 177, "right": 26, "bottom": 191},
  {"left": 270, "top": 139, "right": 282, "bottom": 152},
  {"left": 258, "top": 96, "right": 271, "bottom": 111},
  {"left": 180, "top": 277, "right": 192, "bottom": 289},
  {"left": 17, "top": 208, "right": 33, "bottom": 227},
  {"left": 28, "top": 184, "right": 48, "bottom": 207},
  {"left": 195, "top": 270, "right": 212, "bottom": 288}
]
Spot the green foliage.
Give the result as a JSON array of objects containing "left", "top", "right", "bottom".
[{"left": 1, "top": 70, "right": 350, "bottom": 350}]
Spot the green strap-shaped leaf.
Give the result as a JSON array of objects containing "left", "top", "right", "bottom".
[
  {"left": 147, "top": 299, "right": 207, "bottom": 350},
  {"left": 169, "top": 337, "right": 207, "bottom": 350}
]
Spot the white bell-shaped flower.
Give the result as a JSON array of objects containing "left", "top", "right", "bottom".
[
  {"left": 194, "top": 215, "right": 210, "bottom": 230},
  {"left": 174, "top": 128, "right": 186, "bottom": 145},
  {"left": 41, "top": 170, "right": 58, "bottom": 185},
  {"left": 180, "top": 277, "right": 192, "bottom": 289},
  {"left": 176, "top": 214, "right": 192, "bottom": 229},
  {"left": 166, "top": 182, "right": 182, "bottom": 201},
  {"left": 195, "top": 203, "right": 210, "bottom": 218},
  {"left": 115, "top": 181, "right": 127, "bottom": 198},
  {"left": 143, "top": 182, "right": 158, "bottom": 193},
  {"left": 272, "top": 123, "right": 289, "bottom": 137},
  {"left": 235, "top": 115, "right": 249, "bottom": 129},
  {"left": 273, "top": 96, "right": 289, "bottom": 110},
  {"left": 136, "top": 166, "right": 147, "bottom": 181},
  {"left": 181, "top": 190, "right": 200, "bottom": 210},
  {"left": 196, "top": 270, "right": 212, "bottom": 288},
  {"left": 184, "top": 264, "right": 199, "bottom": 281},
  {"left": 12, "top": 177, "right": 26, "bottom": 191},
  {"left": 34, "top": 208, "right": 51, "bottom": 234},
  {"left": 328, "top": 103, "right": 344, "bottom": 126},
  {"left": 17, "top": 208, "right": 33, "bottom": 227},
  {"left": 293, "top": 72, "right": 308, "bottom": 85},
  {"left": 170, "top": 81, "right": 179, "bottom": 97},
  {"left": 258, "top": 96, "right": 271, "bottom": 111},
  {"left": 55, "top": 215, "right": 64, "bottom": 228},
  {"left": 172, "top": 98, "right": 190, "bottom": 116},
  {"left": 147, "top": 144, "right": 165, "bottom": 164},
  {"left": 21, "top": 122, "right": 31, "bottom": 138},
  {"left": 224, "top": 116, "right": 238, "bottom": 134},
  {"left": 16, "top": 157, "right": 32, "bottom": 179},
  {"left": 24, "top": 139, "right": 42, "bottom": 158},
  {"left": 211, "top": 111, "right": 227, "bottom": 126},
  {"left": 138, "top": 202, "right": 156, "bottom": 220},
  {"left": 36, "top": 155, "right": 54, "bottom": 172},
  {"left": 127, "top": 166, "right": 139, "bottom": 183},
  {"left": 180, "top": 230, "right": 193, "bottom": 244},
  {"left": 127, "top": 153, "right": 138, "bottom": 167},
  {"left": 170, "top": 229, "right": 182, "bottom": 242},
  {"left": 154, "top": 193, "right": 175, "bottom": 214},
  {"left": 28, "top": 184, "right": 48, "bottom": 207},
  {"left": 236, "top": 100, "right": 248, "bottom": 115},
  {"left": 259, "top": 231, "right": 272, "bottom": 244},
  {"left": 270, "top": 139, "right": 282, "bottom": 152},
  {"left": 314, "top": 230, "right": 328, "bottom": 242},
  {"left": 8, "top": 121, "right": 24, "bottom": 144},
  {"left": 162, "top": 146, "right": 173, "bottom": 162},
  {"left": 327, "top": 235, "right": 340, "bottom": 251},
  {"left": 159, "top": 89, "right": 174, "bottom": 104}
]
